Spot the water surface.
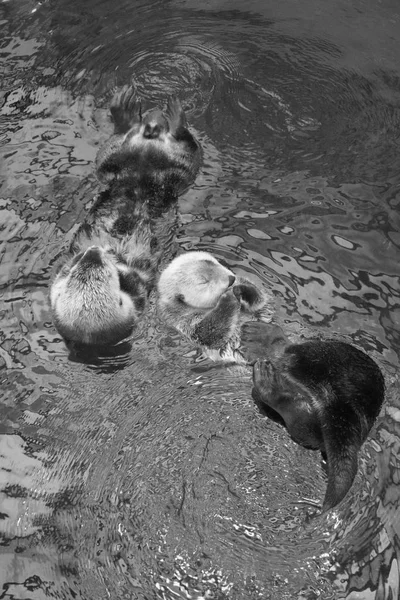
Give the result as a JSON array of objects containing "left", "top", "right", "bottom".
[{"left": 1, "top": 0, "right": 400, "bottom": 598}]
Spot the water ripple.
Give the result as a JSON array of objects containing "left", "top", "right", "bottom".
[{"left": 1, "top": 0, "right": 400, "bottom": 598}]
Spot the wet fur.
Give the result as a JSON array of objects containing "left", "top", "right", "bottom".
[
  {"left": 245, "top": 322, "right": 385, "bottom": 511},
  {"left": 157, "top": 251, "right": 272, "bottom": 362},
  {"left": 95, "top": 86, "right": 201, "bottom": 203},
  {"left": 50, "top": 87, "right": 201, "bottom": 345}
]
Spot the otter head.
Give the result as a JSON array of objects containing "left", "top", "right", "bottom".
[
  {"left": 122, "top": 96, "right": 191, "bottom": 151},
  {"left": 141, "top": 109, "right": 170, "bottom": 140},
  {"left": 50, "top": 246, "right": 144, "bottom": 345},
  {"left": 158, "top": 251, "right": 236, "bottom": 310},
  {"left": 97, "top": 93, "right": 201, "bottom": 192}
]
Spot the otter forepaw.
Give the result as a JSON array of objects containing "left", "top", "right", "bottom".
[
  {"left": 240, "top": 322, "right": 287, "bottom": 363},
  {"left": 166, "top": 96, "right": 187, "bottom": 134},
  {"left": 240, "top": 322, "right": 272, "bottom": 363},
  {"left": 233, "top": 282, "right": 265, "bottom": 313},
  {"left": 110, "top": 85, "right": 142, "bottom": 134},
  {"left": 193, "top": 292, "right": 239, "bottom": 348},
  {"left": 253, "top": 359, "right": 275, "bottom": 392}
]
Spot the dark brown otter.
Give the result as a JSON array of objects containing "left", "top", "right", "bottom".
[{"left": 241, "top": 322, "right": 385, "bottom": 512}]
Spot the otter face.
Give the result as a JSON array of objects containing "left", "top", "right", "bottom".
[
  {"left": 50, "top": 246, "right": 141, "bottom": 345},
  {"left": 124, "top": 108, "right": 170, "bottom": 146},
  {"left": 253, "top": 360, "right": 295, "bottom": 417},
  {"left": 121, "top": 96, "right": 199, "bottom": 169},
  {"left": 122, "top": 95, "right": 190, "bottom": 157},
  {"left": 96, "top": 93, "right": 201, "bottom": 191},
  {"left": 253, "top": 358, "right": 319, "bottom": 437},
  {"left": 158, "top": 251, "right": 236, "bottom": 310}
]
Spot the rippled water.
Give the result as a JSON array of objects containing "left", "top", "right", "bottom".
[{"left": 1, "top": 0, "right": 400, "bottom": 598}]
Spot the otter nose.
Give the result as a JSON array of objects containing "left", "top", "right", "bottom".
[
  {"left": 80, "top": 246, "right": 104, "bottom": 268},
  {"left": 228, "top": 275, "right": 236, "bottom": 287},
  {"left": 143, "top": 122, "right": 161, "bottom": 139}
]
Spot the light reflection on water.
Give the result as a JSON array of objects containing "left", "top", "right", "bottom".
[{"left": 1, "top": 0, "right": 400, "bottom": 597}]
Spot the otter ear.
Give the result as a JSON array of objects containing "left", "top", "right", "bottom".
[
  {"left": 176, "top": 293, "right": 186, "bottom": 304},
  {"left": 165, "top": 96, "right": 187, "bottom": 134}
]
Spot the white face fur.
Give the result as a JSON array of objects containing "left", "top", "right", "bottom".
[
  {"left": 50, "top": 246, "right": 137, "bottom": 344},
  {"left": 123, "top": 110, "right": 176, "bottom": 154},
  {"left": 158, "top": 251, "right": 235, "bottom": 310}
]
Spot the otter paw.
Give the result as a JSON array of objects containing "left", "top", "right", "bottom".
[
  {"left": 240, "top": 322, "right": 270, "bottom": 363},
  {"left": 233, "top": 282, "right": 265, "bottom": 312},
  {"left": 241, "top": 321, "right": 272, "bottom": 345},
  {"left": 193, "top": 292, "right": 239, "bottom": 348},
  {"left": 253, "top": 359, "right": 275, "bottom": 392},
  {"left": 240, "top": 322, "right": 287, "bottom": 363},
  {"left": 166, "top": 95, "right": 187, "bottom": 133},
  {"left": 110, "top": 85, "right": 142, "bottom": 134}
]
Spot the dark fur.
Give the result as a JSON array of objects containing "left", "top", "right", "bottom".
[
  {"left": 192, "top": 282, "right": 266, "bottom": 349},
  {"left": 243, "top": 322, "right": 385, "bottom": 511},
  {"left": 95, "top": 87, "right": 201, "bottom": 201}
]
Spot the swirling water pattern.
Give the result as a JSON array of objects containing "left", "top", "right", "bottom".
[{"left": 1, "top": 0, "right": 400, "bottom": 598}]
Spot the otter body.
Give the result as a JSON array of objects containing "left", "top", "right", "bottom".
[
  {"left": 157, "top": 251, "right": 272, "bottom": 361},
  {"left": 245, "top": 323, "right": 385, "bottom": 511},
  {"left": 95, "top": 86, "right": 201, "bottom": 204},
  {"left": 50, "top": 87, "right": 201, "bottom": 346}
]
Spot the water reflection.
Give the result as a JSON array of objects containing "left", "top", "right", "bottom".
[{"left": 1, "top": 0, "right": 400, "bottom": 597}]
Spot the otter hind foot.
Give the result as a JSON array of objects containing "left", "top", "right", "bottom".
[
  {"left": 110, "top": 85, "right": 142, "bottom": 135},
  {"left": 165, "top": 95, "right": 187, "bottom": 135},
  {"left": 253, "top": 359, "right": 275, "bottom": 394}
]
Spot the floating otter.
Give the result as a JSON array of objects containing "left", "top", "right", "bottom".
[
  {"left": 95, "top": 86, "right": 201, "bottom": 202},
  {"left": 50, "top": 87, "right": 201, "bottom": 346},
  {"left": 157, "top": 251, "right": 272, "bottom": 361},
  {"left": 242, "top": 322, "right": 385, "bottom": 511}
]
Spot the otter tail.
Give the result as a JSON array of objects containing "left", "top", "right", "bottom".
[{"left": 321, "top": 402, "right": 362, "bottom": 512}]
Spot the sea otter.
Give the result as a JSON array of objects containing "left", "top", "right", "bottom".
[
  {"left": 241, "top": 322, "right": 385, "bottom": 512},
  {"left": 157, "top": 251, "right": 273, "bottom": 361},
  {"left": 50, "top": 86, "right": 201, "bottom": 346},
  {"left": 95, "top": 85, "right": 201, "bottom": 204}
]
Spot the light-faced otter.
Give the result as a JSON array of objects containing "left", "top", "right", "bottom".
[
  {"left": 241, "top": 322, "right": 385, "bottom": 512},
  {"left": 157, "top": 251, "right": 273, "bottom": 361},
  {"left": 50, "top": 87, "right": 201, "bottom": 346}
]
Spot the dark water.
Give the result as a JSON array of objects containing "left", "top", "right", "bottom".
[{"left": 1, "top": 0, "right": 400, "bottom": 597}]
